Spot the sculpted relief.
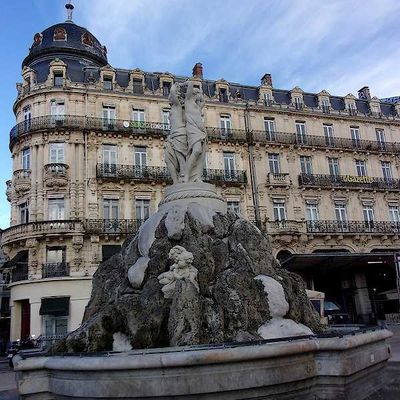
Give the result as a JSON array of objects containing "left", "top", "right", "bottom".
[{"left": 165, "top": 81, "right": 207, "bottom": 184}]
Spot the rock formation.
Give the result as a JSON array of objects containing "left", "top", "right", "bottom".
[{"left": 58, "top": 205, "right": 322, "bottom": 353}]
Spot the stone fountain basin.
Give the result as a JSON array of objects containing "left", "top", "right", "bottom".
[{"left": 15, "top": 329, "right": 392, "bottom": 400}]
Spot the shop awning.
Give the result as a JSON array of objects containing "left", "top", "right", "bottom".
[
  {"left": 281, "top": 252, "right": 397, "bottom": 273},
  {"left": 39, "top": 297, "right": 69, "bottom": 316},
  {"left": 2, "top": 250, "right": 28, "bottom": 269}
]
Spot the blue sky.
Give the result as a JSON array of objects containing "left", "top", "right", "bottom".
[{"left": 0, "top": 0, "right": 400, "bottom": 229}]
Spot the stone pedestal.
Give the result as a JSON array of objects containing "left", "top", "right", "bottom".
[{"left": 159, "top": 182, "right": 226, "bottom": 214}]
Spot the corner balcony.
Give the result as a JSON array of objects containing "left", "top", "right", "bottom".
[
  {"left": 298, "top": 173, "right": 400, "bottom": 192},
  {"left": 42, "top": 263, "right": 70, "bottom": 279},
  {"left": 251, "top": 130, "right": 400, "bottom": 154},
  {"left": 306, "top": 220, "right": 400, "bottom": 235},
  {"left": 267, "top": 173, "right": 291, "bottom": 187},
  {"left": 1, "top": 220, "right": 83, "bottom": 246},
  {"left": 44, "top": 163, "right": 69, "bottom": 188},
  {"left": 13, "top": 169, "right": 31, "bottom": 193},
  {"left": 84, "top": 219, "right": 144, "bottom": 235}
]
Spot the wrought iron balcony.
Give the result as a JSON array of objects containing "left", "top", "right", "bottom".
[
  {"left": 1, "top": 220, "right": 83, "bottom": 245},
  {"left": 97, "top": 164, "right": 172, "bottom": 183},
  {"left": 251, "top": 130, "right": 400, "bottom": 153},
  {"left": 84, "top": 219, "right": 144, "bottom": 235},
  {"left": 306, "top": 220, "right": 400, "bottom": 235},
  {"left": 44, "top": 163, "right": 69, "bottom": 187},
  {"left": 206, "top": 127, "right": 248, "bottom": 143},
  {"left": 203, "top": 169, "right": 247, "bottom": 185},
  {"left": 42, "top": 263, "right": 70, "bottom": 279},
  {"left": 298, "top": 173, "right": 400, "bottom": 191},
  {"left": 12, "top": 169, "right": 31, "bottom": 192},
  {"left": 11, "top": 263, "right": 29, "bottom": 283}
]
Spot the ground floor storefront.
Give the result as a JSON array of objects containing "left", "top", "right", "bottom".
[{"left": 282, "top": 251, "right": 400, "bottom": 325}]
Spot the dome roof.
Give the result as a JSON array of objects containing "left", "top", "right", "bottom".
[{"left": 22, "top": 22, "right": 108, "bottom": 68}]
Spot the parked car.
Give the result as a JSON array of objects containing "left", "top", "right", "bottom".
[{"left": 324, "top": 300, "right": 351, "bottom": 324}]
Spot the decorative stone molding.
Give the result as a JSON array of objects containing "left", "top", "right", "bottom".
[
  {"left": 44, "top": 163, "right": 69, "bottom": 188},
  {"left": 47, "top": 58, "right": 68, "bottom": 87}
]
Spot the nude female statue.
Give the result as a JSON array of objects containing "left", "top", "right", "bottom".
[
  {"left": 164, "top": 83, "right": 187, "bottom": 183},
  {"left": 184, "top": 81, "right": 207, "bottom": 182}
]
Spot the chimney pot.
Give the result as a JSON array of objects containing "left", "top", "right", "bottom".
[
  {"left": 358, "top": 86, "right": 371, "bottom": 100},
  {"left": 192, "top": 63, "right": 203, "bottom": 79}
]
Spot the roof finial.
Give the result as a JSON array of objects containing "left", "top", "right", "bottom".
[{"left": 65, "top": 1, "right": 74, "bottom": 22}]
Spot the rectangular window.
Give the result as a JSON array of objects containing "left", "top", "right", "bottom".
[
  {"left": 376, "top": 129, "right": 386, "bottom": 150},
  {"left": 134, "top": 146, "right": 147, "bottom": 168},
  {"left": 132, "top": 79, "right": 144, "bottom": 94},
  {"left": 48, "top": 198, "right": 65, "bottom": 220},
  {"left": 19, "top": 202, "right": 29, "bottom": 224},
  {"left": 381, "top": 161, "right": 392, "bottom": 180},
  {"left": 223, "top": 152, "right": 236, "bottom": 177},
  {"left": 22, "top": 148, "right": 31, "bottom": 170},
  {"left": 227, "top": 201, "right": 240, "bottom": 214},
  {"left": 268, "top": 153, "right": 280, "bottom": 174},
  {"left": 323, "top": 124, "right": 335, "bottom": 147},
  {"left": 103, "top": 76, "right": 113, "bottom": 90},
  {"left": 363, "top": 204, "right": 375, "bottom": 230},
  {"left": 23, "top": 107, "right": 31, "bottom": 131},
  {"left": 300, "top": 155, "right": 312, "bottom": 175},
  {"left": 355, "top": 160, "right": 367, "bottom": 177},
  {"left": 306, "top": 202, "right": 319, "bottom": 221},
  {"left": 46, "top": 248, "right": 65, "bottom": 264},
  {"left": 132, "top": 108, "right": 145, "bottom": 122},
  {"left": 136, "top": 199, "right": 150, "bottom": 222},
  {"left": 102, "top": 106, "right": 116, "bottom": 129},
  {"left": 295, "top": 122, "right": 307, "bottom": 144},
  {"left": 51, "top": 100, "right": 65, "bottom": 123},
  {"left": 328, "top": 157, "right": 340, "bottom": 177},
  {"left": 264, "top": 118, "right": 276, "bottom": 141},
  {"left": 102, "top": 145, "right": 117, "bottom": 175},
  {"left": 162, "top": 82, "right": 171, "bottom": 97},
  {"left": 49, "top": 143, "right": 64, "bottom": 163},
  {"left": 54, "top": 72, "right": 63, "bottom": 87},
  {"left": 348, "top": 103, "right": 357, "bottom": 115},
  {"left": 350, "top": 127, "right": 361, "bottom": 148},
  {"left": 273, "top": 199, "right": 287, "bottom": 222},
  {"left": 321, "top": 99, "right": 330, "bottom": 113},
  {"left": 294, "top": 97, "right": 303, "bottom": 110},
  {"left": 103, "top": 199, "right": 119, "bottom": 220},
  {"left": 264, "top": 92, "right": 273, "bottom": 106},
  {"left": 220, "top": 115, "right": 232, "bottom": 137},
  {"left": 219, "top": 88, "right": 228, "bottom": 103},
  {"left": 389, "top": 204, "right": 400, "bottom": 222},
  {"left": 43, "top": 315, "right": 68, "bottom": 336},
  {"left": 335, "top": 202, "right": 348, "bottom": 231},
  {"left": 162, "top": 109, "right": 170, "bottom": 129}
]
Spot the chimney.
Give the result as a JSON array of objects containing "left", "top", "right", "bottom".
[
  {"left": 192, "top": 63, "right": 203, "bottom": 79},
  {"left": 358, "top": 86, "right": 371, "bottom": 100},
  {"left": 261, "top": 73, "right": 273, "bottom": 87}
]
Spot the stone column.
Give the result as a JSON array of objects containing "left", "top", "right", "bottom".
[
  {"left": 353, "top": 272, "right": 372, "bottom": 324},
  {"left": 36, "top": 145, "right": 44, "bottom": 221},
  {"left": 30, "top": 145, "right": 38, "bottom": 221},
  {"left": 78, "top": 144, "right": 85, "bottom": 219}
]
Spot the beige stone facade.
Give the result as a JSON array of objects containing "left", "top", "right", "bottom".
[{"left": 3, "top": 21, "right": 400, "bottom": 341}]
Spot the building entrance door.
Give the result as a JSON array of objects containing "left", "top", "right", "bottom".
[{"left": 20, "top": 299, "right": 30, "bottom": 340}]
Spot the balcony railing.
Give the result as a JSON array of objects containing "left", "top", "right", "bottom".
[
  {"left": 306, "top": 220, "right": 400, "bottom": 234},
  {"left": 298, "top": 173, "right": 400, "bottom": 191},
  {"left": 97, "top": 164, "right": 172, "bottom": 183},
  {"left": 206, "top": 127, "right": 248, "bottom": 143},
  {"left": 1, "top": 220, "right": 82, "bottom": 245},
  {"left": 97, "top": 164, "right": 248, "bottom": 185},
  {"left": 13, "top": 169, "right": 31, "bottom": 180},
  {"left": 11, "top": 263, "right": 29, "bottom": 283},
  {"left": 267, "top": 173, "right": 290, "bottom": 186},
  {"left": 265, "top": 220, "right": 304, "bottom": 234},
  {"left": 84, "top": 219, "right": 144, "bottom": 235},
  {"left": 251, "top": 130, "right": 400, "bottom": 153},
  {"left": 42, "top": 263, "right": 70, "bottom": 279},
  {"left": 44, "top": 163, "right": 69, "bottom": 177}
]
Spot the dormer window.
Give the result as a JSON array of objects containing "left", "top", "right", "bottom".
[
  {"left": 294, "top": 97, "right": 303, "bottom": 110},
  {"left": 321, "top": 99, "right": 330, "bottom": 113},
  {"left": 81, "top": 32, "right": 93, "bottom": 47},
  {"left": 54, "top": 72, "right": 63, "bottom": 87},
  {"left": 219, "top": 88, "right": 228, "bottom": 103},
  {"left": 133, "top": 78, "right": 144, "bottom": 95},
  {"left": 162, "top": 81, "right": 171, "bottom": 97},
  {"left": 264, "top": 92, "right": 273, "bottom": 106},
  {"left": 348, "top": 102, "right": 357, "bottom": 116},
  {"left": 103, "top": 76, "right": 113, "bottom": 90},
  {"left": 53, "top": 27, "right": 67, "bottom": 41}
]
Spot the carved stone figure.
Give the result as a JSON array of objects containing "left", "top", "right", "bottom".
[
  {"left": 164, "top": 84, "right": 187, "bottom": 183},
  {"left": 157, "top": 245, "right": 199, "bottom": 299},
  {"left": 184, "top": 81, "right": 207, "bottom": 182}
]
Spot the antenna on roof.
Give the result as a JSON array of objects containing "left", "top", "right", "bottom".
[{"left": 65, "top": 1, "right": 74, "bottom": 23}]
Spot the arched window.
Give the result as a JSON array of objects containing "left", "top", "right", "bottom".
[
  {"left": 33, "top": 33, "right": 43, "bottom": 47},
  {"left": 53, "top": 27, "right": 67, "bottom": 41},
  {"left": 82, "top": 32, "right": 93, "bottom": 47}
]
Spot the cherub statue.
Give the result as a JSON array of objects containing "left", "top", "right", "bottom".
[{"left": 157, "top": 245, "right": 199, "bottom": 299}]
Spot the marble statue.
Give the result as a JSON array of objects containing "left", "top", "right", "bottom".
[
  {"left": 165, "top": 84, "right": 187, "bottom": 183},
  {"left": 164, "top": 80, "right": 207, "bottom": 183},
  {"left": 183, "top": 81, "right": 207, "bottom": 182},
  {"left": 157, "top": 245, "right": 199, "bottom": 299}
]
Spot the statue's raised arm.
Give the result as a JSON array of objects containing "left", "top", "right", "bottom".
[{"left": 184, "top": 81, "right": 207, "bottom": 182}]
